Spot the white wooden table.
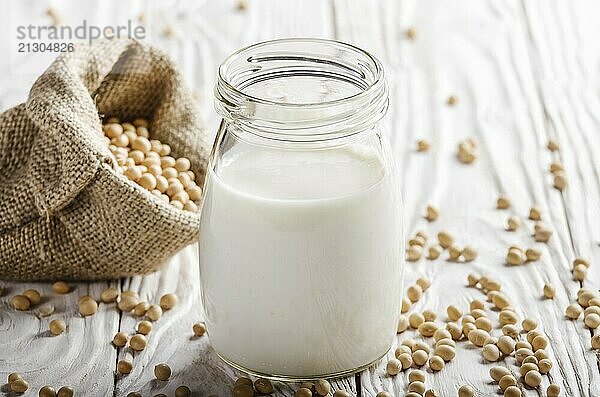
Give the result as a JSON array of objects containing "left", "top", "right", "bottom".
[{"left": 1, "top": 1, "right": 599, "bottom": 396}]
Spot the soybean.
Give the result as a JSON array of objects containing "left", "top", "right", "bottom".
[
  {"left": 233, "top": 384, "right": 254, "bottom": 397},
  {"left": 437, "top": 231, "right": 454, "bottom": 248},
  {"left": 11, "top": 295, "right": 31, "bottom": 311},
  {"left": 100, "top": 287, "right": 118, "bottom": 303},
  {"left": 504, "top": 386, "right": 521, "bottom": 397},
  {"left": 497, "top": 196, "right": 511, "bottom": 209},
  {"left": 499, "top": 375, "right": 517, "bottom": 391},
  {"left": 78, "top": 296, "right": 98, "bottom": 316},
  {"left": 524, "top": 370, "right": 542, "bottom": 387},
  {"left": 154, "top": 363, "right": 171, "bottom": 381},
  {"left": 490, "top": 366, "right": 511, "bottom": 382},
  {"left": 407, "top": 285, "right": 423, "bottom": 303},
  {"left": 543, "top": 284, "right": 555, "bottom": 299},
  {"left": 137, "top": 320, "right": 153, "bottom": 335},
  {"left": 175, "top": 386, "right": 192, "bottom": 397},
  {"left": 23, "top": 289, "right": 41, "bottom": 305},
  {"left": 386, "top": 358, "right": 401, "bottom": 375},
  {"left": 39, "top": 385, "right": 57, "bottom": 397},
  {"left": 425, "top": 205, "right": 438, "bottom": 221},
  {"left": 482, "top": 344, "right": 500, "bottom": 362},
  {"left": 52, "top": 281, "right": 70, "bottom": 294},
  {"left": 10, "top": 378, "right": 29, "bottom": 393},
  {"left": 566, "top": 303, "right": 583, "bottom": 320},
  {"left": 412, "top": 350, "right": 429, "bottom": 366},
  {"left": 315, "top": 380, "right": 331, "bottom": 396},
  {"left": 130, "top": 334, "right": 148, "bottom": 351},
  {"left": 57, "top": 387, "right": 74, "bottom": 397},
  {"left": 547, "top": 384, "right": 561, "bottom": 397},
  {"left": 254, "top": 378, "right": 274, "bottom": 394},
  {"left": 49, "top": 319, "right": 66, "bottom": 336},
  {"left": 146, "top": 304, "right": 163, "bottom": 321},
  {"left": 193, "top": 322, "right": 206, "bottom": 337},
  {"left": 117, "top": 360, "right": 133, "bottom": 375},
  {"left": 457, "top": 385, "right": 474, "bottom": 397},
  {"left": 429, "top": 355, "right": 445, "bottom": 371},
  {"left": 408, "top": 381, "right": 426, "bottom": 395}
]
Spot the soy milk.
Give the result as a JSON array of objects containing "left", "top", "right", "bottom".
[{"left": 199, "top": 143, "right": 402, "bottom": 377}]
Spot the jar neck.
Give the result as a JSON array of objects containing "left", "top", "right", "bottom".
[{"left": 214, "top": 38, "right": 389, "bottom": 143}]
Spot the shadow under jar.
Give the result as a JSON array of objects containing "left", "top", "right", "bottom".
[{"left": 199, "top": 38, "right": 404, "bottom": 380}]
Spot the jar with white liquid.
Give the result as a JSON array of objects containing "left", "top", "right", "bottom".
[{"left": 199, "top": 38, "right": 403, "bottom": 380}]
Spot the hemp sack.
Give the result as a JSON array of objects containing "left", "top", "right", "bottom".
[{"left": 0, "top": 40, "right": 209, "bottom": 280}]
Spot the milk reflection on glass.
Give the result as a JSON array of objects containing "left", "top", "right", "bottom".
[{"left": 199, "top": 39, "right": 403, "bottom": 379}]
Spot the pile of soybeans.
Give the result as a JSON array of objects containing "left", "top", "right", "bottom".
[{"left": 102, "top": 117, "right": 202, "bottom": 212}]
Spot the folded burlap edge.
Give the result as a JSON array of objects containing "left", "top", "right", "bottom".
[{"left": 0, "top": 39, "right": 207, "bottom": 280}]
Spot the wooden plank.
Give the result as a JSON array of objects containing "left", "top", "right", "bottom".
[
  {"left": 0, "top": 281, "right": 119, "bottom": 395},
  {"left": 519, "top": 0, "right": 600, "bottom": 391},
  {"left": 333, "top": 0, "right": 600, "bottom": 396}
]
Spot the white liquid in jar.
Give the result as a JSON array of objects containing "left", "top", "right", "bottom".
[{"left": 199, "top": 143, "right": 403, "bottom": 377}]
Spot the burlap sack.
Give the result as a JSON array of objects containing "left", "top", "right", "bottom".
[{"left": 0, "top": 40, "right": 210, "bottom": 280}]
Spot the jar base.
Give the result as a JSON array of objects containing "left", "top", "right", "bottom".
[{"left": 214, "top": 348, "right": 390, "bottom": 382}]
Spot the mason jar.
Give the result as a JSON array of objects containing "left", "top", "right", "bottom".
[{"left": 199, "top": 38, "right": 403, "bottom": 380}]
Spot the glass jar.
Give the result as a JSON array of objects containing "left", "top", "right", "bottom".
[{"left": 199, "top": 38, "right": 403, "bottom": 380}]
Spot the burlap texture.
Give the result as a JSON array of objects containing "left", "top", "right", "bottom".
[{"left": 0, "top": 40, "right": 210, "bottom": 280}]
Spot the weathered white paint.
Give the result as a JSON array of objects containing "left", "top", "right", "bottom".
[
  {"left": 0, "top": 0, "right": 598, "bottom": 396},
  {"left": 0, "top": 281, "right": 120, "bottom": 395}
]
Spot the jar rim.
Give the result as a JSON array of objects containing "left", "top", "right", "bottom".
[
  {"left": 214, "top": 38, "right": 389, "bottom": 142},
  {"left": 217, "top": 38, "right": 385, "bottom": 108}
]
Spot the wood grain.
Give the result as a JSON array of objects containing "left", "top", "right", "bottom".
[{"left": 0, "top": 0, "right": 599, "bottom": 396}]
